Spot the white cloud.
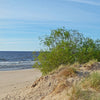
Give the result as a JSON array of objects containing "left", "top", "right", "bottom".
[{"left": 67, "top": 0, "right": 100, "bottom": 6}]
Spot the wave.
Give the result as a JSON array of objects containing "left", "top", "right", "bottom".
[{"left": 0, "top": 61, "right": 37, "bottom": 71}]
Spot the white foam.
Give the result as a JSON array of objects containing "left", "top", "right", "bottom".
[{"left": 0, "top": 61, "right": 37, "bottom": 66}]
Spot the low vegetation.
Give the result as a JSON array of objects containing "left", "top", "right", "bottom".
[
  {"left": 50, "top": 65, "right": 77, "bottom": 78},
  {"left": 70, "top": 84, "right": 100, "bottom": 100},
  {"left": 82, "top": 72, "right": 100, "bottom": 91},
  {"left": 33, "top": 27, "right": 100, "bottom": 75},
  {"left": 82, "top": 59, "right": 98, "bottom": 69}
]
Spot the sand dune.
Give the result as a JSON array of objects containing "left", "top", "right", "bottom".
[{"left": 1, "top": 62, "right": 100, "bottom": 100}]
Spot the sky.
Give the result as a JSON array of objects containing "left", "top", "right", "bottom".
[{"left": 0, "top": 0, "right": 100, "bottom": 51}]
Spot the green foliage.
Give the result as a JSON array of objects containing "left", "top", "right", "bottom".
[
  {"left": 33, "top": 27, "right": 100, "bottom": 75},
  {"left": 77, "top": 38, "right": 100, "bottom": 63}
]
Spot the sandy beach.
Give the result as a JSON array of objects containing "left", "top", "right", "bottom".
[
  {"left": 0, "top": 62, "right": 99, "bottom": 100},
  {"left": 0, "top": 69, "right": 42, "bottom": 99}
]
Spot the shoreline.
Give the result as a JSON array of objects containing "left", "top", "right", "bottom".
[
  {"left": 0, "top": 68, "right": 42, "bottom": 99},
  {"left": 0, "top": 67, "right": 33, "bottom": 72}
]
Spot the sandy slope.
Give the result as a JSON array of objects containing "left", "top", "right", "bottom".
[{"left": 0, "top": 69, "right": 42, "bottom": 99}]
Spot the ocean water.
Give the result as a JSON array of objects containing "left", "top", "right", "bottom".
[{"left": 0, "top": 51, "right": 39, "bottom": 71}]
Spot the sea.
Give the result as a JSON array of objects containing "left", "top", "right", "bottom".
[{"left": 0, "top": 51, "right": 39, "bottom": 71}]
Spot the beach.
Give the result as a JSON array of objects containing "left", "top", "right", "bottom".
[
  {"left": 0, "top": 62, "right": 100, "bottom": 100},
  {"left": 0, "top": 69, "right": 42, "bottom": 99}
]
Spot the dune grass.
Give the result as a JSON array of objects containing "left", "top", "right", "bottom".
[
  {"left": 82, "top": 59, "right": 98, "bottom": 69},
  {"left": 82, "top": 72, "right": 100, "bottom": 91},
  {"left": 69, "top": 83, "right": 100, "bottom": 100},
  {"left": 48, "top": 64, "right": 77, "bottom": 78}
]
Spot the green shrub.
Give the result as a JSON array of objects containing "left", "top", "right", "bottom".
[{"left": 33, "top": 27, "right": 100, "bottom": 75}]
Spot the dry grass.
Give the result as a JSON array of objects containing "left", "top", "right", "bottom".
[
  {"left": 69, "top": 83, "right": 100, "bottom": 100},
  {"left": 48, "top": 64, "right": 69, "bottom": 75},
  {"left": 49, "top": 63, "right": 79, "bottom": 77},
  {"left": 82, "top": 59, "right": 98, "bottom": 70},
  {"left": 48, "top": 64, "right": 78, "bottom": 78},
  {"left": 57, "top": 67, "right": 77, "bottom": 78},
  {"left": 82, "top": 72, "right": 100, "bottom": 91},
  {"left": 70, "top": 62, "right": 80, "bottom": 68}
]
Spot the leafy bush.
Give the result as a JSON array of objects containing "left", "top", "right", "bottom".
[{"left": 33, "top": 27, "right": 100, "bottom": 75}]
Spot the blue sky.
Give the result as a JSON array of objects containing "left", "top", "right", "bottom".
[{"left": 0, "top": 0, "right": 100, "bottom": 51}]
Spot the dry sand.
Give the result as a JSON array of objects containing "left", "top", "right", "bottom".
[{"left": 0, "top": 69, "right": 42, "bottom": 99}]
